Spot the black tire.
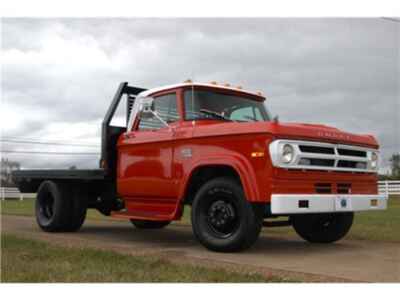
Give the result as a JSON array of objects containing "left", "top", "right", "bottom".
[
  {"left": 36, "top": 181, "right": 71, "bottom": 232},
  {"left": 191, "top": 177, "right": 264, "bottom": 252},
  {"left": 35, "top": 181, "right": 87, "bottom": 232},
  {"left": 65, "top": 185, "right": 88, "bottom": 231},
  {"left": 130, "top": 219, "right": 171, "bottom": 229},
  {"left": 291, "top": 212, "right": 354, "bottom": 243}
]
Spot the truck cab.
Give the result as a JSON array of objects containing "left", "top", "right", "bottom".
[{"left": 13, "top": 81, "right": 387, "bottom": 252}]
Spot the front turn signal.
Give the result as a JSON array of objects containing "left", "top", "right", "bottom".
[{"left": 251, "top": 151, "right": 265, "bottom": 158}]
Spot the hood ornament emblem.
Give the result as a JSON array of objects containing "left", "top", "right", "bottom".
[{"left": 317, "top": 131, "right": 352, "bottom": 140}]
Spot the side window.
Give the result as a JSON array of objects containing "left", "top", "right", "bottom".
[
  {"left": 138, "top": 93, "right": 179, "bottom": 131},
  {"left": 230, "top": 106, "right": 263, "bottom": 122}
]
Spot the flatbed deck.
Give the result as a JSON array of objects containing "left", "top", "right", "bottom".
[
  {"left": 12, "top": 169, "right": 106, "bottom": 180},
  {"left": 12, "top": 169, "right": 107, "bottom": 193}
]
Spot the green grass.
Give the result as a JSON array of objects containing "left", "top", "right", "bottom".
[
  {"left": 349, "top": 196, "right": 400, "bottom": 242},
  {"left": 1, "top": 199, "right": 35, "bottom": 217},
  {"left": 2, "top": 196, "right": 399, "bottom": 242},
  {"left": 1, "top": 234, "right": 287, "bottom": 283}
]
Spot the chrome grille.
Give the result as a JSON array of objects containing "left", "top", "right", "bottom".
[
  {"left": 337, "top": 148, "right": 367, "bottom": 157},
  {"left": 269, "top": 139, "right": 378, "bottom": 173},
  {"left": 299, "top": 145, "right": 334, "bottom": 155}
]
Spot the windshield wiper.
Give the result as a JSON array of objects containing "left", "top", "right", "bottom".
[{"left": 199, "top": 109, "right": 232, "bottom": 122}]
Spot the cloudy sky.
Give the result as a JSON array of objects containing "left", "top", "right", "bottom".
[{"left": 1, "top": 18, "right": 399, "bottom": 171}]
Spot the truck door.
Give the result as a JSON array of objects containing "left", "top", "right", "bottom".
[{"left": 117, "top": 92, "right": 180, "bottom": 218}]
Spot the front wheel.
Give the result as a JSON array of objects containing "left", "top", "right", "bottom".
[
  {"left": 191, "top": 177, "right": 264, "bottom": 252},
  {"left": 291, "top": 212, "right": 354, "bottom": 243},
  {"left": 130, "top": 219, "right": 171, "bottom": 229}
]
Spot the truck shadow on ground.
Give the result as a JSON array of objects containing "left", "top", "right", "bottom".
[{"left": 77, "top": 223, "right": 361, "bottom": 255}]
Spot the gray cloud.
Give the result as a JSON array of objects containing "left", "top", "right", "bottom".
[{"left": 1, "top": 18, "right": 399, "bottom": 170}]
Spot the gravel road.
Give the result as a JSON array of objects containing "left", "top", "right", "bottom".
[{"left": 2, "top": 215, "right": 399, "bottom": 282}]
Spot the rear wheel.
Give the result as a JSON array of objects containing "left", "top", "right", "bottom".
[
  {"left": 36, "top": 181, "right": 87, "bottom": 232},
  {"left": 191, "top": 177, "right": 264, "bottom": 252},
  {"left": 130, "top": 219, "right": 171, "bottom": 229},
  {"left": 65, "top": 186, "right": 88, "bottom": 231},
  {"left": 291, "top": 212, "right": 354, "bottom": 243}
]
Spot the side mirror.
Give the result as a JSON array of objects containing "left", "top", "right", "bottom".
[
  {"left": 137, "top": 96, "right": 169, "bottom": 128},
  {"left": 138, "top": 97, "right": 155, "bottom": 119},
  {"left": 273, "top": 115, "right": 279, "bottom": 123}
]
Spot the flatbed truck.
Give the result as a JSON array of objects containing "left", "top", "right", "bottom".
[{"left": 12, "top": 81, "right": 387, "bottom": 252}]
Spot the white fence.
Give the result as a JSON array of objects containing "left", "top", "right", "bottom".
[
  {"left": 0, "top": 187, "right": 36, "bottom": 201},
  {"left": 378, "top": 181, "right": 400, "bottom": 196}
]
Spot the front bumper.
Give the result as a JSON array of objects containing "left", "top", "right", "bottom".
[{"left": 271, "top": 194, "right": 387, "bottom": 214}]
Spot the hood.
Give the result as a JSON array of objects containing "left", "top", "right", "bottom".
[
  {"left": 268, "top": 122, "right": 378, "bottom": 148},
  {"left": 192, "top": 120, "right": 379, "bottom": 148}
]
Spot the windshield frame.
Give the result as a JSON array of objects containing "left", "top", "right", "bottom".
[{"left": 182, "top": 86, "right": 271, "bottom": 123}]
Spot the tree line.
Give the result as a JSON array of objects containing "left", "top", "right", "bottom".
[{"left": 379, "top": 153, "right": 400, "bottom": 180}]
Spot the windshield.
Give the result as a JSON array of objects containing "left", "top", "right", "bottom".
[{"left": 184, "top": 89, "right": 271, "bottom": 122}]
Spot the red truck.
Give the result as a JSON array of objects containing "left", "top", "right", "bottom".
[{"left": 13, "top": 81, "right": 387, "bottom": 252}]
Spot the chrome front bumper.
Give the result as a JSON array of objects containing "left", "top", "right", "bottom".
[{"left": 271, "top": 194, "right": 387, "bottom": 214}]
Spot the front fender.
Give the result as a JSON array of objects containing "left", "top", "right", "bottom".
[{"left": 179, "top": 154, "right": 261, "bottom": 202}]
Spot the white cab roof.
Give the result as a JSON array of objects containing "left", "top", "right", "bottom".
[{"left": 137, "top": 82, "right": 266, "bottom": 100}]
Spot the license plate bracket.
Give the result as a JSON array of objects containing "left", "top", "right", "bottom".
[{"left": 335, "top": 196, "right": 353, "bottom": 211}]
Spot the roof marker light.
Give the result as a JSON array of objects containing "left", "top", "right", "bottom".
[
  {"left": 210, "top": 81, "right": 218, "bottom": 85},
  {"left": 236, "top": 86, "right": 243, "bottom": 89},
  {"left": 184, "top": 79, "right": 192, "bottom": 83},
  {"left": 224, "top": 83, "right": 231, "bottom": 87}
]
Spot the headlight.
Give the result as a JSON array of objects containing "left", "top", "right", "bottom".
[
  {"left": 281, "top": 144, "right": 295, "bottom": 164},
  {"left": 370, "top": 152, "right": 378, "bottom": 169}
]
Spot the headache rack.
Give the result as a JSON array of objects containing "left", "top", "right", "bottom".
[{"left": 101, "top": 82, "right": 147, "bottom": 178}]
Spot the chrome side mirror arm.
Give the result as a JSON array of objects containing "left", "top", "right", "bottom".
[{"left": 150, "top": 111, "right": 169, "bottom": 128}]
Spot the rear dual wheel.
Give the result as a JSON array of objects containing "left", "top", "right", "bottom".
[{"left": 36, "top": 180, "right": 87, "bottom": 232}]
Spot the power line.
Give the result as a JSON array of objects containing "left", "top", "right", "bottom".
[
  {"left": 1, "top": 150, "right": 99, "bottom": 155},
  {"left": 2, "top": 136, "right": 99, "bottom": 143},
  {"left": 1, "top": 136, "right": 99, "bottom": 146},
  {"left": 1, "top": 139, "right": 100, "bottom": 148},
  {"left": 381, "top": 17, "right": 400, "bottom": 23}
]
